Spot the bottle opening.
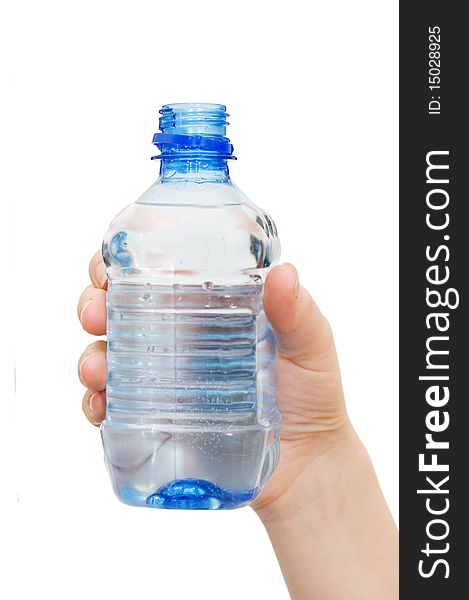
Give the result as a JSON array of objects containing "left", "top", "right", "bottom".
[{"left": 159, "top": 103, "right": 229, "bottom": 135}]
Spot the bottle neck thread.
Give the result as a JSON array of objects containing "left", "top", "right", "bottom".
[{"left": 152, "top": 103, "right": 235, "bottom": 181}]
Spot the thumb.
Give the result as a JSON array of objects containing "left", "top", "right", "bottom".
[{"left": 263, "top": 263, "right": 337, "bottom": 371}]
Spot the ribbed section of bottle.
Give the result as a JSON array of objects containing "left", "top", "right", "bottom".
[{"left": 101, "top": 279, "right": 280, "bottom": 509}]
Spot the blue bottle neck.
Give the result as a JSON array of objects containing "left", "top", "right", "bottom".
[
  {"left": 153, "top": 104, "right": 234, "bottom": 184},
  {"left": 159, "top": 156, "right": 230, "bottom": 183}
]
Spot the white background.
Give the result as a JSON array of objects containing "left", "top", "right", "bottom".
[{"left": 3, "top": 1, "right": 398, "bottom": 598}]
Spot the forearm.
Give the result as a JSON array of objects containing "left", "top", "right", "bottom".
[{"left": 256, "top": 431, "right": 398, "bottom": 600}]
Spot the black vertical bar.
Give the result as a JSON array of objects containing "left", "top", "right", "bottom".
[{"left": 400, "top": 2, "right": 467, "bottom": 597}]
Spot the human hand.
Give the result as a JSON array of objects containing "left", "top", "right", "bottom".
[{"left": 254, "top": 264, "right": 398, "bottom": 599}]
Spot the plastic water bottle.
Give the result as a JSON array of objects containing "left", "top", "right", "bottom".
[{"left": 101, "top": 103, "right": 280, "bottom": 509}]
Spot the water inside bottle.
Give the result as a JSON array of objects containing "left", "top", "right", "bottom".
[{"left": 101, "top": 280, "right": 279, "bottom": 509}]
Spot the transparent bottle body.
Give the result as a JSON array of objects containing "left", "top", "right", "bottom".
[{"left": 101, "top": 176, "right": 281, "bottom": 509}]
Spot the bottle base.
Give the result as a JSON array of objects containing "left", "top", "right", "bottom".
[
  {"left": 118, "top": 478, "right": 259, "bottom": 510},
  {"left": 101, "top": 414, "right": 280, "bottom": 510}
]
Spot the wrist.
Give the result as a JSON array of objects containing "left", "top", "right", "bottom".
[
  {"left": 254, "top": 424, "right": 374, "bottom": 528},
  {"left": 254, "top": 425, "right": 398, "bottom": 600}
]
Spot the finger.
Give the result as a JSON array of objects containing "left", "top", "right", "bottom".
[
  {"left": 78, "top": 340, "right": 107, "bottom": 391},
  {"left": 82, "top": 389, "right": 106, "bottom": 426},
  {"left": 77, "top": 285, "right": 106, "bottom": 335},
  {"left": 264, "top": 263, "right": 337, "bottom": 371},
  {"left": 89, "top": 249, "right": 108, "bottom": 290}
]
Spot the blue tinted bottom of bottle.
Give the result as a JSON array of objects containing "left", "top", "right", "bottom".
[{"left": 119, "top": 479, "right": 259, "bottom": 510}]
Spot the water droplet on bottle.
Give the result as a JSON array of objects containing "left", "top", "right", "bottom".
[
  {"left": 205, "top": 303, "right": 211, "bottom": 308},
  {"left": 145, "top": 282, "right": 152, "bottom": 289},
  {"left": 229, "top": 302, "right": 237, "bottom": 309},
  {"left": 202, "top": 281, "right": 214, "bottom": 291}
]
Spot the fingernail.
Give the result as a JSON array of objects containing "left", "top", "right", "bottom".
[
  {"left": 284, "top": 263, "right": 300, "bottom": 299},
  {"left": 95, "top": 261, "right": 107, "bottom": 288},
  {"left": 78, "top": 354, "right": 92, "bottom": 384},
  {"left": 87, "top": 392, "right": 98, "bottom": 413},
  {"left": 79, "top": 299, "right": 93, "bottom": 324},
  {"left": 294, "top": 273, "right": 300, "bottom": 300}
]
